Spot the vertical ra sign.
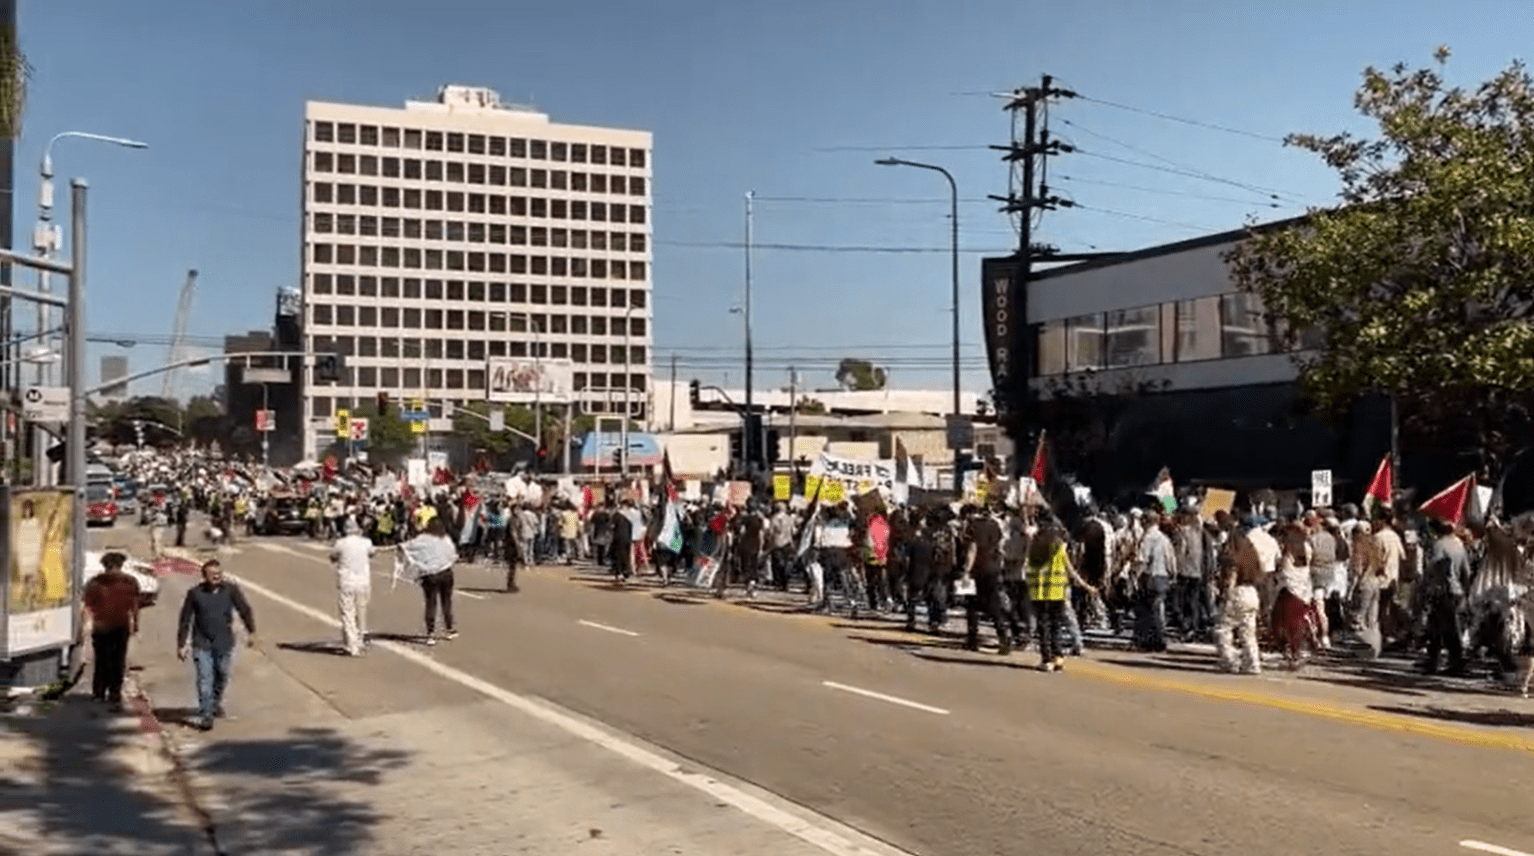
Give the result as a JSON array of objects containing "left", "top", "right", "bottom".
[{"left": 981, "top": 257, "right": 1018, "bottom": 412}]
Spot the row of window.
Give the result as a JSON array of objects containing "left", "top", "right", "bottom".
[
  {"left": 309, "top": 182, "right": 648, "bottom": 222},
  {"left": 311, "top": 121, "right": 645, "bottom": 167},
  {"left": 311, "top": 215, "right": 646, "bottom": 253},
  {"left": 309, "top": 274, "right": 648, "bottom": 309},
  {"left": 309, "top": 333, "right": 647, "bottom": 366},
  {"left": 1034, "top": 292, "right": 1323, "bottom": 376},
  {"left": 309, "top": 303, "right": 647, "bottom": 338},
  {"left": 309, "top": 244, "right": 648, "bottom": 280},
  {"left": 309, "top": 182, "right": 649, "bottom": 223},
  {"left": 309, "top": 378, "right": 648, "bottom": 420},
  {"left": 310, "top": 152, "right": 645, "bottom": 194}
]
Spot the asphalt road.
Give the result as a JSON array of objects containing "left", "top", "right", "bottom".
[{"left": 155, "top": 533, "right": 1534, "bottom": 856}]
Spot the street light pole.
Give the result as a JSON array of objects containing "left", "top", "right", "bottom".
[
  {"left": 34, "top": 132, "right": 147, "bottom": 486},
  {"left": 876, "top": 157, "right": 961, "bottom": 491},
  {"left": 743, "top": 190, "right": 755, "bottom": 474}
]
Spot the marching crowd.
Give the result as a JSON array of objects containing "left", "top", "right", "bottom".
[{"left": 94, "top": 450, "right": 1534, "bottom": 726}]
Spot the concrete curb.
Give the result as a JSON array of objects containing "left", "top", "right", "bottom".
[{"left": 123, "top": 671, "right": 228, "bottom": 855}]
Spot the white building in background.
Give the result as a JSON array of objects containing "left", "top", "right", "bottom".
[{"left": 299, "top": 85, "right": 653, "bottom": 458}]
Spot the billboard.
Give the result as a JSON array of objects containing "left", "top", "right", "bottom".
[
  {"left": 2, "top": 487, "right": 77, "bottom": 657},
  {"left": 580, "top": 432, "right": 664, "bottom": 469},
  {"left": 487, "top": 357, "right": 573, "bottom": 404}
]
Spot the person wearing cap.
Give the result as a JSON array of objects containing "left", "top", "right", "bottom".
[
  {"left": 330, "top": 518, "right": 377, "bottom": 656},
  {"left": 82, "top": 552, "right": 142, "bottom": 710}
]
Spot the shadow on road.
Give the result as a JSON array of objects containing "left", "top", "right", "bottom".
[
  {"left": 188, "top": 725, "right": 412, "bottom": 854},
  {"left": 1368, "top": 704, "right": 1534, "bottom": 729},
  {"left": 1099, "top": 656, "right": 1222, "bottom": 675},
  {"left": 277, "top": 640, "right": 352, "bottom": 657},
  {"left": 654, "top": 592, "right": 712, "bottom": 606},
  {"left": 0, "top": 695, "right": 204, "bottom": 853},
  {"left": 457, "top": 587, "right": 510, "bottom": 596}
]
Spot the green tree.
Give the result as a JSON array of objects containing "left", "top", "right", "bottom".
[
  {"left": 1227, "top": 48, "right": 1534, "bottom": 476},
  {"left": 835, "top": 358, "right": 888, "bottom": 391},
  {"left": 346, "top": 403, "right": 417, "bottom": 464},
  {"left": 0, "top": 15, "right": 29, "bottom": 140}
]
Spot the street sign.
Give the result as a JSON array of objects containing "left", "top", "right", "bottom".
[
  {"left": 350, "top": 417, "right": 369, "bottom": 443},
  {"left": 410, "top": 420, "right": 426, "bottom": 434},
  {"left": 20, "top": 386, "right": 68, "bottom": 422},
  {"left": 254, "top": 409, "right": 275, "bottom": 433},
  {"left": 334, "top": 409, "right": 350, "bottom": 438},
  {"left": 945, "top": 416, "right": 974, "bottom": 451},
  {"left": 1311, "top": 469, "right": 1333, "bottom": 509},
  {"left": 488, "top": 407, "right": 505, "bottom": 432}
]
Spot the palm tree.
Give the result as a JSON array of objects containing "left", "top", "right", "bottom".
[{"left": 0, "top": 10, "right": 29, "bottom": 139}]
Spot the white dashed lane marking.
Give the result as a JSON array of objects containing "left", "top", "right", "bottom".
[
  {"left": 578, "top": 619, "right": 641, "bottom": 637},
  {"left": 821, "top": 681, "right": 950, "bottom": 716}
]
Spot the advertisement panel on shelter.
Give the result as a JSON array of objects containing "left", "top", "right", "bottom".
[
  {"left": 486, "top": 357, "right": 574, "bottom": 404},
  {"left": 3, "top": 487, "right": 77, "bottom": 657}
]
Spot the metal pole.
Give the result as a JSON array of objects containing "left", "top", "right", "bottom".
[
  {"left": 561, "top": 403, "right": 572, "bottom": 474},
  {"left": 261, "top": 382, "right": 270, "bottom": 467},
  {"left": 620, "top": 305, "right": 632, "bottom": 475},
  {"left": 533, "top": 319, "right": 542, "bottom": 462},
  {"left": 66, "top": 180, "right": 87, "bottom": 634},
  {"left": 668, "top": 353, "right": 677, "bottom": 432},
  {"left": 744, "top": 190, "right": 755, "bottom": 473},
  {"left": 945, "top": 168, "right": 961, "bottom": 491},
  {"left": 788, "top": 366, "right": 797, "bottom": 472}
]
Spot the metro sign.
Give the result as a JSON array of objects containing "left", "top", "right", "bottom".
[{"left": 349, "top": 417, "right": 369, "bottom": 443}]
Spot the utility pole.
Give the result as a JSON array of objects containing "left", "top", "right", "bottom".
[
  {"left": 743, "top": 190, "right": 755, "bottom": 474},
  {"left": 990, "top": 74, "right": 1076, "bottom": 474},
  {"left": 788, "top": 366, "right": 797, "bottom": 475},
  {"left": 668, "top": 353, "right": 678, "bottom": 432}
]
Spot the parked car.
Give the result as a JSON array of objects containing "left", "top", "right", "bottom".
[
  {"left": 260, "top": 494, "right": 309, "bottom": 536},
  {"left": 82, "top": 549, "right": 160, "bottom": 607},
  {"left": 114, "top": 479, "right": 140, "bottom": 518},
  {"left": 85, "top": 482, "right": 117, "bottom": 527}
]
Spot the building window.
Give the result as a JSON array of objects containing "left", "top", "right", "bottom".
[
  {"left": 630, "top": 148, "right": 646, "bottom": 168},
  {"left": 446, "top": 161, "right": 464, "bottom": 183},
  {"left": 1035, "top": 321, "right": 1066, "bottom": 376},
  {"left": 312, "top": 273, "right": 333, "bottom": 294},
  {"left": 510, "top": 137, "right": 527, "bottom": 158},
  {"left": 426, "top": 131, "right": 443, "bottom": 151},
  {"left": 468, "top": 134, "right": 486, "bottom": 155},
  {"left": 447, "top": 133, "right": 464, "bottom": 153},
  {"left": 337, "top": 123, "right": 356, "bottom": 144},
  {"left": 359, "top": 125, "right": 378, "bottom": 146},
  {"left": 1104, "top": 306, "right": 1161, "bottom": 368},
  {"left": 312, "top": 182, "right": 333, "bottom": 203},
  {"left": 489, "top": 136, "right": 506, "bottom": 157},
  {"left": 312, "top": 304, "right": 333, "bottom": 325},
  {"left": 313, "top": 121, "right": 334, "bottom": 142},
  {"left": 1175, "top": 297, "right": 1222, "bottom": 362},
  {"left": 1066, "top": 314, "right": 1104, "bottom": 372},
  {"left": 1220, "top": 293, "right": 1276, "bottom": 357},
  {"left": 590, "top": 145, "right": 606, "bottom": 165},
  {"left": 531, "top": 139, "right": 547, "bottom": 160},
  {"left": 382, "top": 127, "right": 400, "bottom": 147}
]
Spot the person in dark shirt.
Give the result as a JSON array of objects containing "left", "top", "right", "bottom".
[
  {"left": 176, "top": 560, "right": 257, "bottom": 731},
  {"left": 82, "top": 552, "right": 141, "bottom": 709}
]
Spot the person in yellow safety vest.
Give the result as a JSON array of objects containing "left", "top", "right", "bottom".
[{"left": 413, "top": 502, "right": 437, "bottom": 532}]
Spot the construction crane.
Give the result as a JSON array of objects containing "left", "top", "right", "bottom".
[{"left": 161, "top": 269, "right": 199, "bottom": 401}]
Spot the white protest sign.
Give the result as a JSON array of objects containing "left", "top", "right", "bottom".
[{"left": 1311, "top": 469, "right": 1333, "bottom": 509}]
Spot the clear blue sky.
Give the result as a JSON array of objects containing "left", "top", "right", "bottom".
[{"left": 16, "top": 0, "right": 1534, "bottom": 398}]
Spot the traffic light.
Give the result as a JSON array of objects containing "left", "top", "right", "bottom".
[
  {"left": 611, "top": 447, "right": 623, "bottom": 470},
  {"left": 766, "top": 429, "right": 781, "bottom": 465},
  {"left": 689, "top": 379, "right": 701, "bottom": 407},
  {"left": 316, "top": 353, "right": 345, "bottom": 383},
  {"left": 743, "top": 413, "right": 764, "bottom": 468},
  {"left": 376, "top": 391, "right": 390, "bottom": 415},
  {"left": 730, "top": 431, "right": 743, "bottom": 466},
  {"left": 535, "top": 444, "right": 548, "bottom": 472}
]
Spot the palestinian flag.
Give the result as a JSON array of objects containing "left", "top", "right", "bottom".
[
  {"left": 1030, "top": 431, "right": 1048, "bottom": 485},
  {"left": 1419, "top": 474, "right": 1475, "bottom": 526},
  {"left": 1148, "top": 467, "right": 1176, "bottom": 514},
  {"left": 1362, "top": 454, "right": 1393, "bottom": 520}
]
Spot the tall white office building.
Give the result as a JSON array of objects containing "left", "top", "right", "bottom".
[{"left": 300, "top": 85, "right": 653, "bottom": 459}]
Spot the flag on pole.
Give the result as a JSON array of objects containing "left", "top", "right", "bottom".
[
  {"left": 662, "top": 450, "right": 679, "bottom": 504},
  {"left": 894, "top": 437, "right": 910, "bottom": 486},
  {"left": 1031, "top": 431, "right": 1048, "bottom": 485},
  {"left": 796, "top": 476, "right": 824, "bottom": 558},
  {"left": 1419, "top": 474, "right": 1476, "bottom": 526},
  {"left": 1362, "top": 454, "right": 1393, "bottom": 519},
  {"left": 1148, "top": 467, "right": 1175, "bottom": 514}
]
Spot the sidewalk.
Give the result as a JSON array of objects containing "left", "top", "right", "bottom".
[{"left": 111, "top": 549, "right": 908, "bottom": 856}]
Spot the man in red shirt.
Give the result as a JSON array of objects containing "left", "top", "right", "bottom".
[{"left": 82, "top": 552, "right": 142, "bottom": 710}]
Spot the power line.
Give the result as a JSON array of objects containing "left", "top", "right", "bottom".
[
  {"left": 812, "top": 144, "right": 989, "bottom": 153},
  {"left": 1075, "top": 95, "right": 1287, "bottom": 142},
  {"left": 1069, "top": 204, "right": 1221, "bottom": 233},
  {"left": 749, "top": 195, "right": 995, "bottom": 205},
  {"left": 1075, "top": 148, "right": 1299, "bottom": 201},
  {"left": 1057, "top": 174, "right": 1283, "bottom": 208},
  {"left": 1060, "top": 119, "right": 1299, "bottom": 202},
  {"left": 654, "top": 240, "right": 1005, "bottom": 254}
]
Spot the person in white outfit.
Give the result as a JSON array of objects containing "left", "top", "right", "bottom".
[{"left": 330, "top": 519, "right": 376, "bottom": 656}]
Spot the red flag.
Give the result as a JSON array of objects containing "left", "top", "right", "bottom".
[
  {"left": 1030, "top": 431, "right": 1048, "bottom": 485},
  {"left": 1363, "top": 454, "right": 1393, "bottom": 517},
  {"left": 1419, "top": 474, "right": 1475, "bottom": 525}
]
